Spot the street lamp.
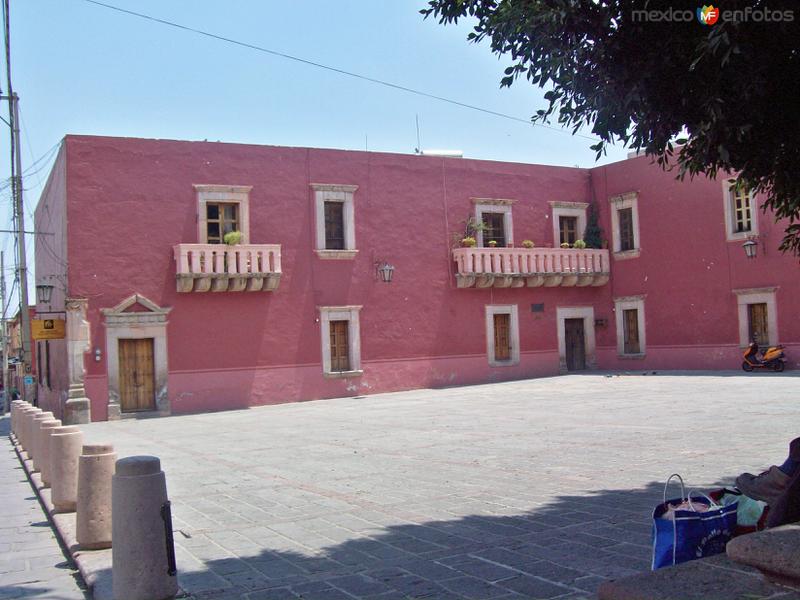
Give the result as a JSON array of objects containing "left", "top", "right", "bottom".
[
  {"left": 35, "top": 283, "right": 54, "bottom": 304},
  {"left": 742, "top": 239, "right": 757, "bottom": 259},
  {"left": 376, "top": 262, "right": 395, "bottom": 283}
]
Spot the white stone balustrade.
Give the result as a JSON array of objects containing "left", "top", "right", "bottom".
[
  {"left": 173, "top": 243, "right": 282, "bottom": 293},
  {"left": 452, "top": 247, "right": 610, "bottom": 288}
]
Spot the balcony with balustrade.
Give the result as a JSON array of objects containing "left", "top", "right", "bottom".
[
  {"left": 173, "top": 244, "right": 282, "bottom": 293},
  {"left": 452, "top": 246, "right": 610, "bottom": 288}
]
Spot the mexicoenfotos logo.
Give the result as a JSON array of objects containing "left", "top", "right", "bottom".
[
  {"left": 632, "top": 5, "right": 794, "bottom": 23},
  {"left": 697, "top": 5, "right": 720, "bottom": 25}
]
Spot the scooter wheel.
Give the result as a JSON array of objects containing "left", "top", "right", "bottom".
[
  {"left": 774, "top": 361, "right": 786, "bottom": 373},
  {"left": 742, "top": 361, "right": 754, "bottom": 372}
]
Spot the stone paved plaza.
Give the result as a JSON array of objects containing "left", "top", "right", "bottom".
[
  {"left": 76, "top": 372, "right": 798, "bottom": 599},
  {"left": 5, "top": 372, "right": 798, "bottom": 599}
]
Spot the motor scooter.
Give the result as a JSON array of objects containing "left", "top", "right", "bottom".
[{"left": 742, "top": 340, "right": 787, "bottom": 372}]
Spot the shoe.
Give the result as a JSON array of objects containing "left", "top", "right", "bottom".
[{"left": 736, "top": 466, "right": 790, "bottom": 505}]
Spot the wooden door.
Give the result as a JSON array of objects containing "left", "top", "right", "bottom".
[
  {"left": 748, "top": 303, "right": 769, "bottom": 345},
  {"left": 329, "top": 320, "right": 350, "bottom": 372},
  {"left": 564, "top": 318, "right": 586, "bottom": 371},
  {"left": 119, "top": 338, "right": 155, "bottom": 412},
  {"left": 623, "top": 309, "right": 640, "bottom": 354},
  {"left": 494, "top": 313, "right": 511, "bottom": 361}
]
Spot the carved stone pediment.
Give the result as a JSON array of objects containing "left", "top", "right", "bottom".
[{"left": 101, "top": 294, "right": 171, "bottom": 326}]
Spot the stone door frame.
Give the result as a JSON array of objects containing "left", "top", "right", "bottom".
[{"left": 101, "top": 294, "right": 171, "bottom": 420}]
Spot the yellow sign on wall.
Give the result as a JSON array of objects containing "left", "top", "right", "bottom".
[{"left": 32, "top": 319, "right": 66, "bottom": 340}]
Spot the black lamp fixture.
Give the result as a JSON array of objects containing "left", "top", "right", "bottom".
[
  {"left": 35, "top": 283, "right": 54, "bottom": 304},
  {"left": 742, "top": 238, "right": 758, "bottom": 259},
  {"left": 376, "top": 262, "right": 395, "bottom": 283}
]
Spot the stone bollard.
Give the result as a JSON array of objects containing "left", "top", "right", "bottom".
[
  {"left": 50, "top": 426, "right": 83, "bottom": 512},
  {"left": 38, "top": 420, "right": 62, "bottom": 487},
  {"left": 77, "top": 444, "right": 116, "bottom": 549},
  {"left": 112, "top": 456, "right": 178, "bottom": 600},
  {"left": 21, "top": 407, "right": 42, "bottom": 455},
  {"left": 17, "top": 406, "right": 36, "bottom": 451},
  {"left": 10, "top": 400, "right": 26, "bottom": 439},
  {"left": 31, "top": 412, "right": 55, "bottom": 471}
]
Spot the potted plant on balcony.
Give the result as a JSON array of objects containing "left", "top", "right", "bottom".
[
  {"left": 521, "top": 239, "right": 535, "bottom": 249},
  {"left": 453, "top": 216, "right": 487, "bottom": 248},
  {"left": 560, "top": 242, "right": 571, "bottom": 248},
  {"left": 488, "top": 240, "right": 498, "bottom": 248},
  {"left": 574, "top": 239, "right": 587, "bottom": 249},
  {"left": 224, "top": 230, "right": 243, "bottom": 245}
]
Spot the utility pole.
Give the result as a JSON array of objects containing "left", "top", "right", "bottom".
[
  {"left": 1, "top": 250, "right": 6, "bottom": 411},
  {"left": 8, "top": 93, "right": 32, "bottom": 398},
  {"left": 3, "top": 0, "right": 33, "bottom": 401}
]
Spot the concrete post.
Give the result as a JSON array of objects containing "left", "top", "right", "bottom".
[
  {"left": 77, "top": 444, "right": 116, "bottom": 549},
  {"left": 112, "top": 456, "right": 178, "bottom": 600},
  {"left": 38, "top": 419, "right": 62, "bottom": 487},
  {"left": 50, "top": 426, "right": 83, "bottom": 512},
  {"left": 30, "top": 411, "right": 55, "bottom": 471},
  {"left": 10, "top": 400, "right": 26, "bottom": 439},
  {"left": 21, "top": 407, "right": 42, "bottom": 455}
]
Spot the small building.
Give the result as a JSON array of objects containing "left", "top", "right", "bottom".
[
  {"left": 34, "top": 135, "right": 799, "bottom": 422},
  {"left": 3, "top": 307, "right": 37, "bottom": 402}
]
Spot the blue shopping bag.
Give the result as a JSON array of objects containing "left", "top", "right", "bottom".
[{"left": 651, "top": 474, "right": 738, "bottom": 570}]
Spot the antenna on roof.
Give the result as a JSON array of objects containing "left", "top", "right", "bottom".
[
  {"left": 414, "top": 114, "right": 421, "bottom": 154},
  {"left": 414, "top": 114, "right": 463, "bottom": 158}
]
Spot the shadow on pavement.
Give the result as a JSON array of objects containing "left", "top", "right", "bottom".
[{"left": 177, "top": 480, "right": 734, "bottom": 600}]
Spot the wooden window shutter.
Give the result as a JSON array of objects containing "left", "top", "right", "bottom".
[
  {"left": 559, "top": 216, "right": 578, "bottom": 245},
  {"left": 618, "top": 208, "right": 634, "bottom": 251},
  {"left": 623, "top": 309, "right": 640, "bottom": 354},
  {"left": 482, "top": 213, "right": 506, "bottom": 247},
  {"left": 329, "top": 320, "right": 350, "bottom": 372},
  {"left": 494, "top": 313, "right": 511, "bottom": 361},
  {"left": 324, "top": 202, "right": 346, "bottom": 250}
]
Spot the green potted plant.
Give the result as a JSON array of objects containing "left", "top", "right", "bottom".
[
  {"left": 521, "top": 239, "right": 535, "bottom": 249},
  {"left": 573, "top": 239, "right": 587, "bottom": 249},
  {"left": 560, "top": 242, "right": 571, "bottom": 249},
  {"left": 488, "top": 240, "right": 498, "bottom": 247},
  {"left": 453, "top": 216, "right": 488, "bottom": 248},
  {"left": 224, "top": 230, "right": 243, "bottom": 245}
]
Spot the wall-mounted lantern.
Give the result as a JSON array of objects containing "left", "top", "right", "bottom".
[
  {"left": 35, "top": 283, "right": 54, "bottom": 304},
  {"left": 742, "top": 238, "right": 758, "bottom": 259},
  {"left": 376, "top": 262, "right": 395, "bottom": 283}
]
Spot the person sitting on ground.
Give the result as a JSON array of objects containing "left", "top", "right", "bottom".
[{"left": 736, "top": 437, "right": 800, "bottom": 528}]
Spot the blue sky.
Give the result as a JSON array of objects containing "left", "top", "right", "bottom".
[{"left": 1, "top": 0, "right": 629, "bottom": 313}]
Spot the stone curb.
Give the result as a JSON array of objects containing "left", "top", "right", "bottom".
[{"left": 11, "top": 433, "right": 115, "bottom": 600}]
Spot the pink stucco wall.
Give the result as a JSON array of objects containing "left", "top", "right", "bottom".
[
  {"left": 44, "top": 135, "right": 799, "bottom": 420},
  {"left": 590, "top": 155, "right": 800, "bottom": 370},
  {"left": 33, "top": 145, "right": 69, "bottom": 418}
]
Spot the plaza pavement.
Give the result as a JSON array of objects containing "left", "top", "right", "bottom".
[
  {"left": 6, "top": 372, "right": 799, "bottom": 599},
  {"left": 0, "top": 417, "right": 88, "bottom": 599}
]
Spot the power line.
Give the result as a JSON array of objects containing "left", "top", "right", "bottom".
[{"left": 79, "top": 0, "right": 599, "bottom": 142}]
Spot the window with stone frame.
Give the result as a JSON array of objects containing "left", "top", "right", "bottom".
[
  {"left": 730, "top": 182, "right": 753, "bottom": 234},
  {"left": 618, "top": 207, "right": 635, "bottom": 252},
  {"left": 559, "top": 216, "right": 578, "bottom": 246},
  {"left": 324, "top": 201, "right": 346, "bottom": 250},
  {"left": 482, "top": 212, "right": 506, "bottom": 247},
  {"left": 206, "top": 202, "right": 240, "bottom": 244}
]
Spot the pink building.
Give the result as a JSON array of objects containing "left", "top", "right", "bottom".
[{"left": 34, "top": 135, "right": 799, "bottom": 423}]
